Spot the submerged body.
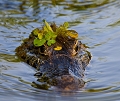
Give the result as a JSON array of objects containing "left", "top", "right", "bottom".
[{"left": 15, "top": 23, "right": 91, "bottom": 91}]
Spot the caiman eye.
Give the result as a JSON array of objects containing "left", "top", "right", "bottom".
[
  {"left": 73, "top": 40, "right": 79, "bottom": 53},
  {"left": 75, "top": 45, "right": 79, "bottom": 52}
]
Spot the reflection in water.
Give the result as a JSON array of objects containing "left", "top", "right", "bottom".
[
  {"left": 19, "top": 1, "right": 26, "bottom": 12},
  {"left": 32, "top": 0, "right": 40, "bottom": 17},
  {"left": 0, "top": 54, "right": 19, "bottom": 62},
  {"left": 0, "top": 0, "right": 120, "bottom": 101},
  {"left": 62, "top": 0, "right": 111, "bottom": 11}
]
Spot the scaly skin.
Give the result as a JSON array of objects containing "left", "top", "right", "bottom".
[{"left": 15, "top": 29, "right": 91, "bottom": 91}]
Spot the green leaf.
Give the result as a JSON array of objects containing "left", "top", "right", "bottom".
[
  {"left": 44, "top": 32, "right": 51, "bottom": 41},
  {"left": 50, "top": 32, "right": 57, "bottom": 38},
  {"left": 43, "top": 20, "right": 53, "bottom": 32},
  {"left": 33, "top": 38, "right": 46, "bottom": 46},
  {"left": 66, "top": 30, "right": 78, "bottom": 38},
  {"left": 38, "top": 33, "right": 43, "bottom": 39},
  {"left": 63, "top": 22, "right": 69, "bottom": 29},
  {"left": 56, "top": 22, "right": 69, "bottom": 35},
  {"left": 52, "top": 34, "right": 57, "bottom": 38},
  {"left": 47, "top": 39, "right": 56, "bottom": 46},
  {"left": 45, "top": 32, "right": 57, "bottom": 41},
  {"left": 50, "top": 39, "right": 56, "bottom": 44},
  {"left": 32, "top": 28, "right": 39, "bottom": 36}
]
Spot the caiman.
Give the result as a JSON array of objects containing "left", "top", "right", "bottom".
[{"left": 15, "top": 21, "right": 91, "bottom": 91}]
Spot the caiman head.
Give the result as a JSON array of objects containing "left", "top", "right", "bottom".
[{"left": 15, "top": 22, "right": 91, "bottom": 91}]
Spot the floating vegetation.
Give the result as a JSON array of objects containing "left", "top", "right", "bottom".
[{"left": 32, "top": 20, "right": 78, "bottom": 51}]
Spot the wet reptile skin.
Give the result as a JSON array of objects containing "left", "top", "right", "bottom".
[{"left": 15, "top": 30, "right": 91, "bottom": 91}]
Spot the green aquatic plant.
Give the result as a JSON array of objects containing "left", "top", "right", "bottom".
[
  {"left": 33, "top": 20, "right": 57, "bottom": 47},
  {"left": 32, "top": 20, "right": 78, "bottom": 50}
]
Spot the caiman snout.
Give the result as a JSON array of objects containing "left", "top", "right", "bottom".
[{"left": 56, "top": 75, "right": 85, "bottom": 91}]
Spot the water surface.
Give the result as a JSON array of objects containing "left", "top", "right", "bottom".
[{"left": 0, "top": 0, "right": 120, "bottom": 101}]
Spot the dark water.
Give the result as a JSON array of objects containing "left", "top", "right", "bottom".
[{"left": 0, "top": 0, "right": 120, "bottom": 101}]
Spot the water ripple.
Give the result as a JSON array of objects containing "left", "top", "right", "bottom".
[{"left": 0, "top": 0, "right": 120, "bottom": 101}]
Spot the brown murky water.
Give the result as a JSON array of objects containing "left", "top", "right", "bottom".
[{"left": 0, "top": 0, "right": 120, "bottom": 101}]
